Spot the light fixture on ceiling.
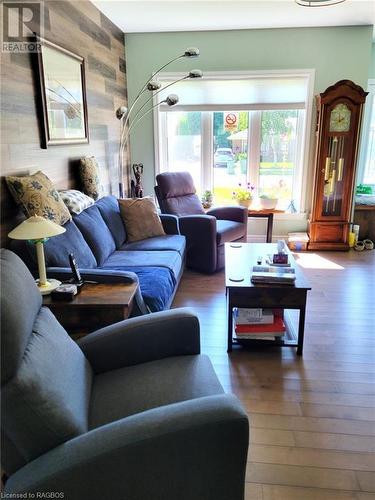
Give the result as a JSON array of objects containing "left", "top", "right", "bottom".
[
  {"left": 115, "top": 47, "right": 202, "bottom": 198},
  {"left": 295, "top": 0, "right": 346, "bottom": 6}
]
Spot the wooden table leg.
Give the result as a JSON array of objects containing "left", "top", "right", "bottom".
[
  {"left": 227, "top": 292, "right": 233, "bottom": 352},
  {"left": 297, "top": 303, "right": 306, "bottom": 356},
  {"left": 267, "top": 213, "right": 274, "bottom": 243}
]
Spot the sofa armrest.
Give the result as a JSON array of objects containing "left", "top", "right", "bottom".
[
  {"left": 207, "top": 206, "right": 248, "bottom": 225},
  {"left": 5, "top": 395, "right": 249, "bottom": 500},
  {"left": 160, "top": 214, "right": 180, "bottom": 234},
  {"left": 77, "top": 307, "right": 200, "bottom": 373},
  {"left": 46, "top": 267, "right": 149, "bottom": 315}
]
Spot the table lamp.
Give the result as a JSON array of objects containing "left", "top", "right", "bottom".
[{"left": 8, "top": 215, "right": 66, "bottom": 295}]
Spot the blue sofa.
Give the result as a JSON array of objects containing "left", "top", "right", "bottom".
[{"left": 12, "top": 196, "right": 186, "bottom": 315}]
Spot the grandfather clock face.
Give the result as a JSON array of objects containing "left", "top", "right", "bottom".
[{"left": 329, "top": 103, "right": 351, "bottom": 133}]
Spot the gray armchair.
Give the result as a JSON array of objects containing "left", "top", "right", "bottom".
[
  {"left": 1, "top": 249, "right": 249, "bottom": 500},
  {"left": 155, "top": 171, "right": 248, "bottom": 273}
]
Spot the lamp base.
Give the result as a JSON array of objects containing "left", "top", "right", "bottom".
[{"left": 36, "top": 278, "right": 61, "bottom": 295}]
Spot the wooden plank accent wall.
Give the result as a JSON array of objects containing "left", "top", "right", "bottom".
[{"left": 0, "top": 0, "right": 127, "bottom": 245}]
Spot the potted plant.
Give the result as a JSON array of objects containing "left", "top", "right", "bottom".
[
  {"left": 201, "top": 190, "right": 213, "bottom": 209},
  {"left": 259, "top": 194, "right": 278, "bottom": 210},
  {"left": 232, "top": 183, "right": 255, "bottom": 209}
]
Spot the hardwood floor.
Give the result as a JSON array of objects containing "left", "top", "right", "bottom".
[{"left": 172, "top": 249, "right": 375, "bottom": 500}]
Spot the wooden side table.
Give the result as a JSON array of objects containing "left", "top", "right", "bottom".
[
  {"left": 248, "top": 209, "right": 284, "bottom": 243},
  {"left": 43, "top": 282, "right": 138, "bottom": 339}
]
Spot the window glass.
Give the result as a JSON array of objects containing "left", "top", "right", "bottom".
[
  {"left": 165, "top": 111, "right": 202, "bottom": 192},
  {"left": 363, "top": 93, "right": 375, "bottom": 185},
  {"left": 213, "top": 111, "right": 249, "bottom": 205},
  {"left": 259, "top": 110, "right": 300, "bottom": 210}
]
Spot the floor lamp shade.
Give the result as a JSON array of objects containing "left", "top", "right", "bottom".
[{"left": 8, "top": 216, "right": 66, "bottom": 294}]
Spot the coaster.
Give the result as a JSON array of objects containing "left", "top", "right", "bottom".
[{"left": 229, "top": 275, "right": 244, "bottom": 282}]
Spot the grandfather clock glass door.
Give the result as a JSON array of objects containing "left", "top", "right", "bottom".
[
  {"left": 321, "top": 101, "right": 352, "bottom": 218},
  {"left": 308, "top": 81, "right": 367, "bottom": 251}
]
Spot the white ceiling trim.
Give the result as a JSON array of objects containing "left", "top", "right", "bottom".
[{"left": 92, "top": 0, "right": 375, "bottom": 37}]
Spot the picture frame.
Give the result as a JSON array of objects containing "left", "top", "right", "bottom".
[{"left": 36, "top": 36, "right": 89, "bottom": 148}]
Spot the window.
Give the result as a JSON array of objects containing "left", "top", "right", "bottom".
[
  {"left": 156, "top": 71, "right": 313, "bottom": 212},
  {"left": 359, "top": 81, "right": 375, "bottom": 185}
]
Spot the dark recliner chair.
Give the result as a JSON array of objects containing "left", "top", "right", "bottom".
[
  {"left": 1, "top": 249, "right": 249, "bottom": 500},
  {"left": 155, "top": 171, "right": 248, "bottom": 273}
]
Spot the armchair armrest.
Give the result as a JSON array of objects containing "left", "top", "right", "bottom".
[
  {"left": 178, "top": 215, "right": 218, "bottom": 273},
  {"left": 5, "top": 395, "right": 249, "bottom": 500},
  {"left": 160, "top": 214, "right": 180, "bottom": 234},
  {"left": 178, "top": 215, "right": 217, "bottom": 245},
  {"left": 207, "top": 205, "right": 248, "bottom": 225},
  {"left": 77, "top": 307, "right": 200, "bottom": 373},
  {"left": 46, "top": 267, "right": 149, "bottom": 315}
]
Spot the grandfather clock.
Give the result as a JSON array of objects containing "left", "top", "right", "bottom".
[{"left": 308, "top": 80, "right": 367, "bottom": 250}]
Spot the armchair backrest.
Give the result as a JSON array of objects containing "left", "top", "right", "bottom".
[
  {"left": 1, "top": 249, "right": 93, "bottom": 475},
  {"left": 155, "top": 172, "right": 205, "bottom": 217}
]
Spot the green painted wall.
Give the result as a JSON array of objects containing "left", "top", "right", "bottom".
[
  {"left": 125, "top": 26, "right": 373, "bottom": 235},
  {"left": 369, "top": 43, "right": 375, "bottom": 78}
]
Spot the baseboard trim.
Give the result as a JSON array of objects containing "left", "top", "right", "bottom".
[{"left": 246, "top": 234, "right": 288, "bottom": 243}]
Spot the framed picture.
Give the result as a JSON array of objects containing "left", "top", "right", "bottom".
[{"left": 36, "top": 36, "right": 89, "bottom": 148}]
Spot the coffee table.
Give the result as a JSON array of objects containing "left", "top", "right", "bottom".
[
  {"left": 225, "top": 242, "right": 311, "bottom": 355},
  {"left": 43, "top": 282, "right": 138, "bottom": 340}
]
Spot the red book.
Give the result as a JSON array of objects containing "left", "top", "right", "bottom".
[{"left": 235, "top": 315, "right": 285, "bottom": 334}]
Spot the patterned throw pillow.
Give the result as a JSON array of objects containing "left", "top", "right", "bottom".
[
  {"left": 59, "top": 190, "right": 94, "bottom": 215},
  {"left": 118, "top": 197, "right": 165, "bottom": 242},
  {"left": 5, "top": 171, "right": 72, "bottom": 225},
  {"left": 79, "top": 156, "right": 102, "bottom": 201}
]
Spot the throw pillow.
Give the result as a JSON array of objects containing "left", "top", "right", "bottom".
[
  {"left": 79, "top": 156, "right": 102, "bottom": 200},
  {"left": 59, "top": 189, "right": 94, "bottom": 215},
  {"left": 118, "top": 197, "right": 165, "bottom": 242},
  {"left": 5, "top": 171, "right": 71, "bottom": 225}
]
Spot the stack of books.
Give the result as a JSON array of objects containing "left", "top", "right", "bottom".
[
  {"left": 234, "top": 308, "right": 286, "bottom": 340},
  {"left": 251, "top": 264, "right": 296, "bottom": 284}
]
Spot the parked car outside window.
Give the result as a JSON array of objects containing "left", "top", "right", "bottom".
[{"left": 214, "top": 147, "right": 234, "bottom": 168}]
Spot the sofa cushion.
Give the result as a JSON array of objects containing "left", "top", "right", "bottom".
[
  {"left": 10, "top": 220, "right": 97, "bottom": 270},
  {"left": 102, "top": 250, "right": 182, "bottom": 281},
  {"left": 216, "top": 220, "right": 245, "bottom": 246},
  {"left": 79, "top": 157, "right": 102, "bottom": 201},
  {"left": 44, "top": 220, "right": 97, "bottom": 268},
  {"left": 5, "top": 171, "right": 72, "bottom": 225},
  {"left": 89, "top": 355, "right": 224, "bottom": 428},
  {"left": 2, "top": 307, "right": 93, "bottom": 464},
  {"left": 74, "top": 205, "right": 116, "bottom": 266},
  {"left": 121, "top": 235, "right": 186, "bottom": 257},
  {"left": 59, "top": 189, "right": 94, "bottom": 215},
  {"left": 119, "top": 197, "right": 165, "bottom": 242},
  {"left": 98, "top": 264, "right": 175, "bottom": 312},
  {"left": 96, "top": 196, "right": 126, "bottom": 248}
]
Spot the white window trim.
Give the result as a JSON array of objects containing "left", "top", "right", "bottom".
[
  {"left": 153, "top": 69, "right": 315, "bottom": 214},
  {"left": 357, "top": 79, "right": 375, "bottom": 184}
]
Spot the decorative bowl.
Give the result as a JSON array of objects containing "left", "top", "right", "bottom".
[{"left": 259, "top": 198, "right": 278, "bottom": 210}]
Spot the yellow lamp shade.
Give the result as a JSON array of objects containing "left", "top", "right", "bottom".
[
  {"left": 8, "top": 215, "right": 66, "bottom": 241},
  {"left": 8, "top": 216, "right": 66, "bottom": 295}
]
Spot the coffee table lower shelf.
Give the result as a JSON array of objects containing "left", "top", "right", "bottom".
[{"left": 231, "top": 310, "right": 299, "bottom": 349}]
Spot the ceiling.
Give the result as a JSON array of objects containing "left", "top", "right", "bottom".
[{"left": 93, "top": 0, "right": 375, "bottom": 36}]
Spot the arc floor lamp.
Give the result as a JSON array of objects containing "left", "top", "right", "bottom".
[{"left": 116, "top": 47, "right": 202, "bottom": 198}]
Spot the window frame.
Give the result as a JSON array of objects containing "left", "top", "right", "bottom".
[
  {"left": 357, "top": 79, "right": 375, "bottom": 185},
  {"left": 154, "top": 69, "right": 315, "bottom": 214}
]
